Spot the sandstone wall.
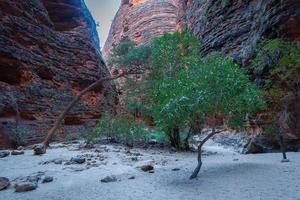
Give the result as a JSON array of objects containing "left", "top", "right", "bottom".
[
  {"left": 179, "top": 0, "right": 300, "bottom": 65},
  {"left": 105, "top": 0, "right": 300, "bottom": 142},
  {"left": 103, "top": 0, "right": 179, "bottom": 56},
  {"left": 0, "top": 0, "right": 116, "bottom": 148}
]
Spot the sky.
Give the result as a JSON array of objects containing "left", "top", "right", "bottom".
[{"left": 85, "top": 0, "right": 121, "bottom": 48}]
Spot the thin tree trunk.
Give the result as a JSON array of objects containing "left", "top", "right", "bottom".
[
  {"left": 190, "top": 126, "right": 222, "bottom": 179},
  {"left": 170, "top": 127, "right": 180, "bottom": 150},
  {"left": 34, "top": 72, "right": 128, "bottom": 155}
]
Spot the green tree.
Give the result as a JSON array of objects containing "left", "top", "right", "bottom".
[
  {"left": 149, "top": 35, "right": 265, "bottom": 177},
  {"left": 148, "top": 31, "right": 202, "bottom": 149},
  {"left": 187, "top": 53, "right": 265, "bottom": 178},
  {"left": 107, "top": 38, "right": 151, "bottom": 118}
]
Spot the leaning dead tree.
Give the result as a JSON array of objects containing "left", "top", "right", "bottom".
[
  {"left": 34, "top": 68, "right": 143, "bottom": 155},
  {"left": 190, "top": 127, "right": 223, "bottom": 179}
]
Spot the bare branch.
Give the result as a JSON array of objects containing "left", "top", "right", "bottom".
[{"left": 34, "top": 70, "right": 141, "bottom": 155}]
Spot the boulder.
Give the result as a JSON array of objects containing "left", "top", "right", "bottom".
[
  {"left": 0, "top": 151, "right": 9, "bottom": 158},
  {"left": 34, "top": 144, "right": 46, "bottom": 155},
  {"left": 11, "top": 150, "right": 25, "bottom": 155},
  {"left": 0, "top": 177, "right": 10, "bottom": 191},
  {"left": 15, "top": 182, "right": 37, "bottom": 192}
]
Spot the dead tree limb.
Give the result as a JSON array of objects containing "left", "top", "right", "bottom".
[
  {"left": 190, "top": 127, "right": 223, "bottom": 179},
  {"left": 34, "top": 70, "right": 140, "bottom": 155}
]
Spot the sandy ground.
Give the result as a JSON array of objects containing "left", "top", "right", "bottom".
[{"left": 0, "top": 142, "right": 300, "bottom": 200}]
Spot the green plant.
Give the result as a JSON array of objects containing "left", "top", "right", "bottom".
[
  {"left": 107, "top": 38, "right": 151, "bottom": 118},
  {"left": 10, "top": 125, "right": 30, "bottom": 147},
  {"left": 147, "top": 31, "right": 265, "bottom": 177},
  {"left": 252, "top": 39, "right": 300, "bottom": 134},
  {"left": 147, "top": 31, "right": 201, "bottom": 149},
  {"left": 87, "top": 113, "right": 150, "bottom": 146}
]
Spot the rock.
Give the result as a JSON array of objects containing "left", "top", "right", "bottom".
[
  {"left": 100, "top": 176, "right": 117, "bottom": 183},
  {"left": 131, "top": 157, "right": 138, "bottom": 161},
  {"left": 0, "top": 151, "right": 9, "bottom": 158},
  {"left": 0, "top": 0, "right": 116, "bottom": 148},
  {"left": 172, "top": 168, "right": 180, "bottom": 171},
  {"left": 15, "top": 182, "right": 37, "bottom": 192},
  {"left": 148, "top": 170, "right": 155, "bottom": 174},
  {"left": 70, "top": 157, "right": 86, "bottom": 164},
  {"left": 103, "top": 0, "right": 179, "bottom": 56},
  {"left": 42, "top": 176, "right": 53, "bottom": 183},
  {"left": 17, "top": 146, "right": 24, "bottom": 150},
  {"left": 148, "top": 139, "right": 158, "bottom": 145},
  {"left": 53, "top": 159, "right": 63, "bottom": 165},
  {"left": 281, "top": 159, "right": 290, "bottom": 163},
  {"left": 128, "top": 176, "right": 135, "bottom": 180},
  {"left": 11, "top": 150, "right": 25, "bottom": 155},
  {"left": 140, "top": 165, "right": 154, "bottom": 172},
  {"left": 34, "top": 144, "right": 46, "bottom": 155},
  {"left": 0, "top": 177, "right": 10, "bottom": 191},
  {"left": 244, "top": 138, "right": 267, "bottom": 154},
  {"left": 132, "top": 152, "right": 142, "bottom": 156}
]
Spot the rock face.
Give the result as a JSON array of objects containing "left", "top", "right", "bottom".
[
  {"left": 178, "top": 0, "right": 300, "bottom": 65},
  {"left": 0, "top": 0, "right": 116, "bottom": 148},
  {"left": 105, "top": 0, "right": 300, "bottom": 143},
  {"left": 105, "top": 0, "right": 300, "bottom": 63},
  {"left": 103, "top": 0, "right": 179, "bottom": 56},
  {"left": 178, "top": 0, "right": 300, "bottom": 140}
]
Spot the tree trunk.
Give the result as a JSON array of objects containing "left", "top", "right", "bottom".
[
  {"left": 190, "top": 126, "right": 222, "bottom": 179},
  {"left": 34, "top": 72, "right": 128, "bottom": 155},
  {"left": 169, "top": 127, "right": 180, "bottom": 150}
]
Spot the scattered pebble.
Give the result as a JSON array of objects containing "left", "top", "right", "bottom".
[
  {"left": 54, "top": 159, "right": 63, "bottom": 165},
  {"left": 101, "top": 176, "right": 117, "bottom": 183},
  {"left": 128, "top": 176, "right": 135, "bottom": 180},
  {"left": 172, "top": 168, "right": 180, "bottom": 171},
  {"left": 42, "top": 176, "right": 53, "bottom": 183},
  {"left": 70, "top": 157, "right": 86, "bottom": 164},
  {"left": 140, "top": 165, "right": 154, "bottom": 172}
]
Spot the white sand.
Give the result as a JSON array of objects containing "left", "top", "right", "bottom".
[{"left": 0, "top": 142, "right": 299, "bottom": 200}]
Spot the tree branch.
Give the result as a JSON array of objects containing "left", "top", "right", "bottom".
[{"left": 34, "top": 70, "right": 139, "bottom": 155}]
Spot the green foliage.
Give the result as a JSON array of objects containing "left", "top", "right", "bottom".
[
  {"left": 252, "top": 39, "right": 300, "bottom": 91},
  {"left": 146, "top": 31, "right": 202, "bottom": 148},
  {"left": 107, "top": 38, "right": 152, "bottom": 117},
  {"left": 145, "top": 31, "right": 265, "bottom": 149},
  {"left": 10, "top": 125, "right": 30, "bottom": 147},
  {"left": 86, "top": 113, "right": 149, "bottom": 145},
  {"left": 252, "top": 39, "right": 300, "bottom": 134}
]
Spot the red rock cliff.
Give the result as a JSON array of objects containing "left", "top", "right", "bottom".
[
  {"left": 103, "top": 0, "right": 180, "bottom": 56},
  {"left": 0, "top": 0, "right": 116, "bottom": 148},
  {"left": 105, "top": 0, "right": 300, "bottom": 142}
]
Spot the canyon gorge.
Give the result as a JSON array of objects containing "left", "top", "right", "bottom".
[{"left": 0, "top": 0, "right": 299, "bottom": 148}]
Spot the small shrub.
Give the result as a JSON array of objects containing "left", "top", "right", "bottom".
[
  {"left": 10, "top": 125, "right": 30, "bottom": 147},
  {"left": 86, "top": 113, "right": 150, "bottom": 146}
]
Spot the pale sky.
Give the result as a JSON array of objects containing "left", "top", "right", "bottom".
[{"left": 85, "top": 0, "right": 121, "bottom": 48}]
